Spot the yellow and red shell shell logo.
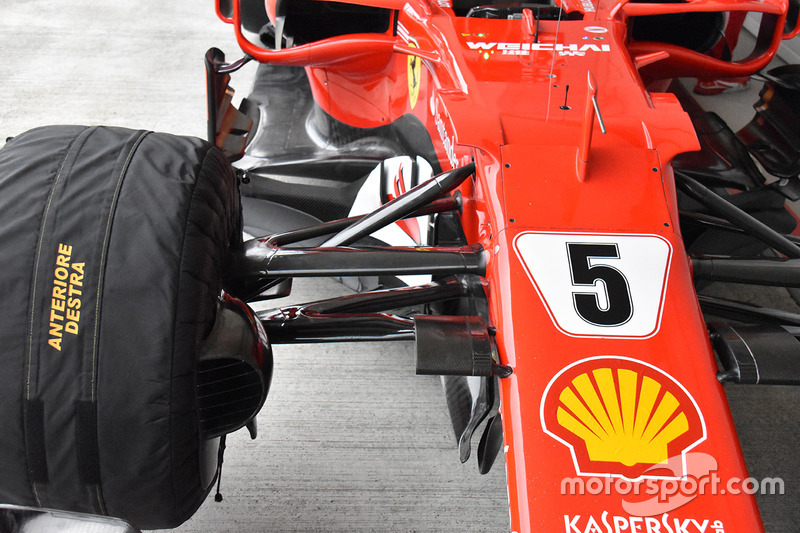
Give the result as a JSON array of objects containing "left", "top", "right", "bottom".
[{"left": 540, "top": 356, "right": 706, "bottom": 480}]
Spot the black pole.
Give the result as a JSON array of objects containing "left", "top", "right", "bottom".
[
  {"left": 268, "top": 195, "right": 461, "bottom": 247},
  {"left": 677, "top": 172, "right": 800, "bottom": 258},
  {"left": 698, "top": 295, "right": 800, "bottom": 326},
  {"left": 692, "top": 256, "right": 800, "bottom": 287},
  {"left": 228, "top": 242, "right": 485, "bottom": 300},
  {"left": 321, "top": 164, "right": 474, "bottom": 247},
  {"left": 255, "top": 244, "right": 486, "bottom": 278},
  {"left": 257, "top": 279, "right": 469, "bottom": 343}
]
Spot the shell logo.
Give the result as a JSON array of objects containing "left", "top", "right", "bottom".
[{"left": 541, "top": 356, "right": 706, "bottom": 480}]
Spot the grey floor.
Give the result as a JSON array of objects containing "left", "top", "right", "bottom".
[{"left": 1, "top": 1, "right": 798, "bottom": 532}]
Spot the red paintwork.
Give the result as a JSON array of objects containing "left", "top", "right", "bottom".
[{"left": 220, "top": 0, "right": 796, "bottom": 530}]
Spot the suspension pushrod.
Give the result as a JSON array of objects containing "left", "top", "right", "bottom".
[
  {"left": 321, "top": 163, "right": 474, "bottom": 247},
  {"left": 677, "top": 173, "right": 800, "bottom": 258},
  {"left": 269, "top": 195, "right": 461, "bottom": 247}
]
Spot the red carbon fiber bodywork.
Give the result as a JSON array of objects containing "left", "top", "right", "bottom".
[{"left": 220, "top": 0, "right": 798, "bottom": 529}]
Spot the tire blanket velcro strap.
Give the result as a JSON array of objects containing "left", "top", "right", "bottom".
[{"left": 0, "top": 125, "right": 241, "bottom": 528}]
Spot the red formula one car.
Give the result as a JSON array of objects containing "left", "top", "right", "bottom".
[{"left": 2, "top": 0, "right": 800, "bottom": 531}]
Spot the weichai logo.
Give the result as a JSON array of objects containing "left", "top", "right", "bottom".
[
  {"left": 465, "top": 41, "right": 611, "bottom": 55},
  {"left": 541, "top": 356, "right": 706, "bottom": 480}
]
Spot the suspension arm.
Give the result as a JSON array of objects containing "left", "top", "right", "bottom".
[
  {"left": 692, "top": 256, "right": 800, "bottom": 287},
  {"left": 677, "top": 172, "right": 800, "bottom": 258},
  {"left": 258, "top": 277, "right": 468, "bottom": 343}
]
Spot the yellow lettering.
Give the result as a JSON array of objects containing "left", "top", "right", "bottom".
[
  {"left": 65, "top": 308, "right": 80, "bottom": 323},
  {"left": 48, "top": 244, "right": 83, "bottom": 351},
  {"left": 51, "top": 297, "right": 65, "bottom": 313},
  {"left": 49, "top": 309, "right": 63, "bottom": 323},
  {"left": 69, "top": 271, "right": 83, "bottom": 287},
  {"left": 49, "top": 322, "right": 63, "bottom": 338}
]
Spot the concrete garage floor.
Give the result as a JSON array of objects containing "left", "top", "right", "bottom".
[
  {"left": 1, "top": 1, "right": 799, "bottom": 532},
  {"left": 0, "top": 2, "right": 509, "bottom": 531}
]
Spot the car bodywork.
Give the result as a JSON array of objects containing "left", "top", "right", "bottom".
[
  {"left": 2, "top": 0, "right": 800, "bottom": 530},
  {"left": 202, "top": 0, "right": 800, "bottom": 530}
]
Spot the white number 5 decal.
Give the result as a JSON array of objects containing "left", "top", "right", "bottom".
[{"left": 515, "top": 233, "right": 672, "bottom": 338}]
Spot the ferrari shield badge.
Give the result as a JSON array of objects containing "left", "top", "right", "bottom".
[
  {"left": 541, "top": 356, "right": 707, "bottom": 480},
  {"left": 408, "top": 43, "right": 421, "bottom": 109}
]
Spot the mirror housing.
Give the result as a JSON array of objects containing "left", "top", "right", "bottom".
[
  {"left": 625, "top": 0, "right": 790, "bottom": 81},
  {"left": 216, "top": 0, "right": 233, "bottom": 22},
  {"left": 784, "top": 0, "right": 800, "bottom": 38}
]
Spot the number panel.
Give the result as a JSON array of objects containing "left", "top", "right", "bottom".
[{"left": 514, "top": 232, "right": 672, "bottom": 338}]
